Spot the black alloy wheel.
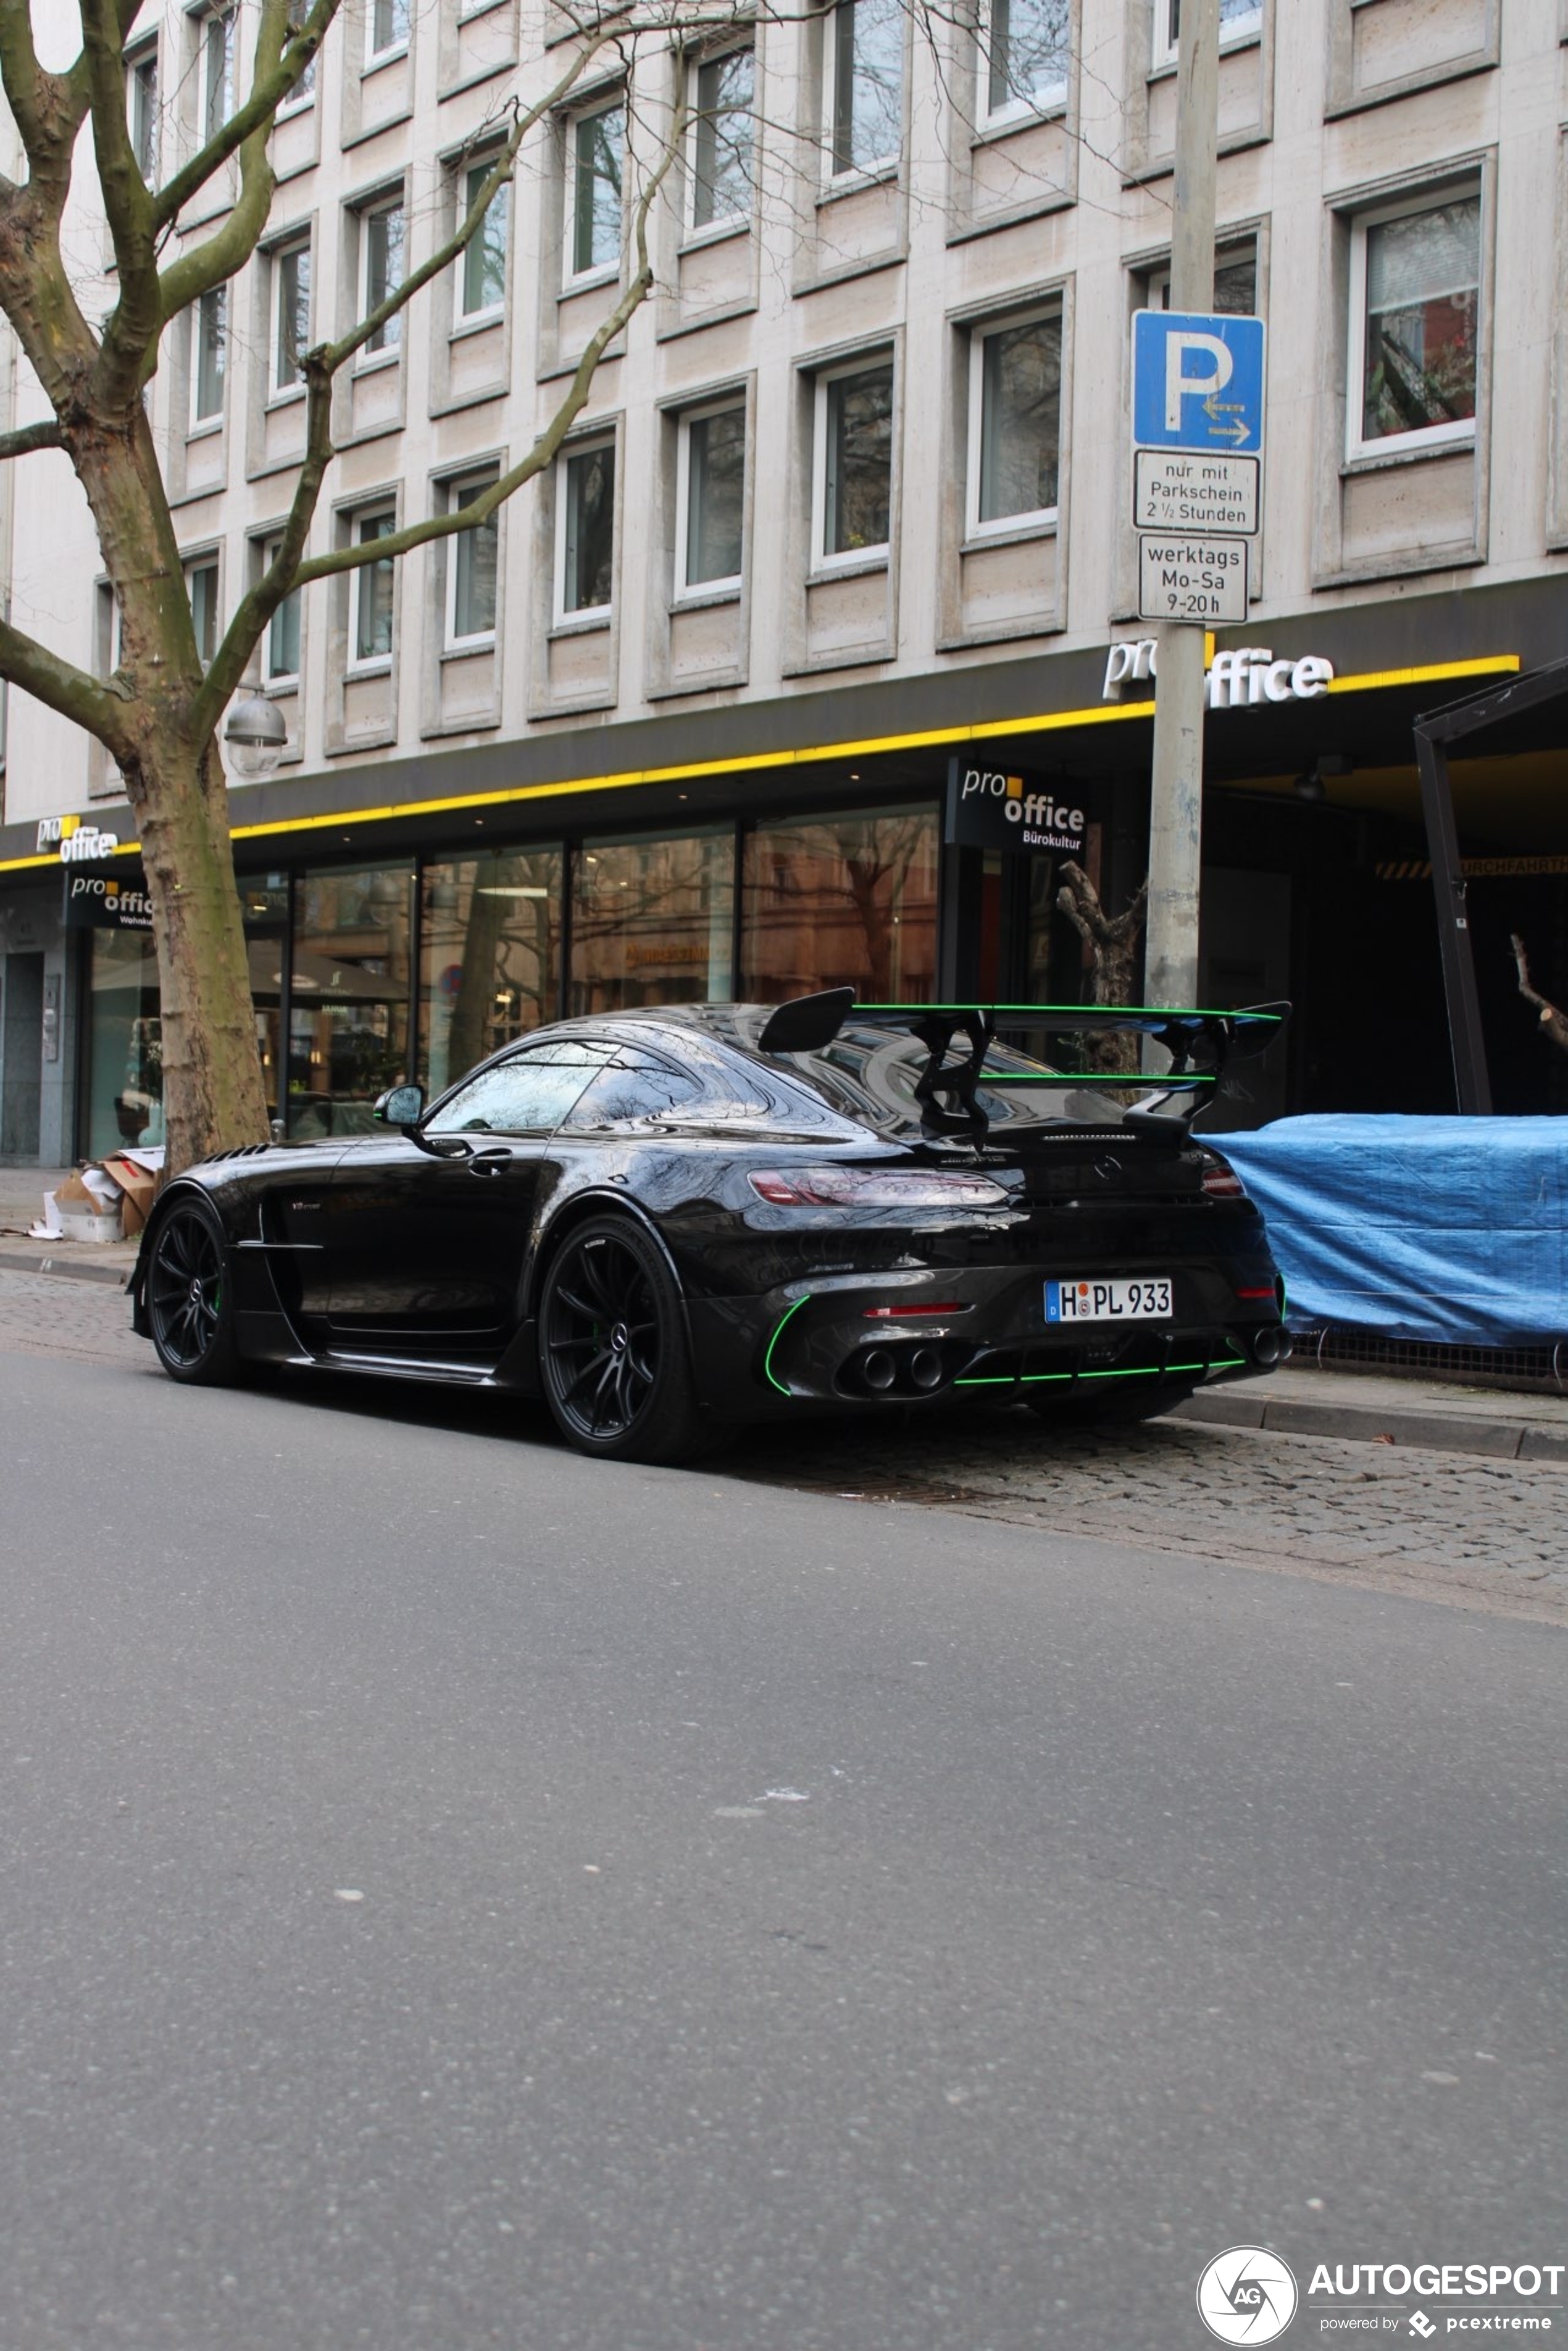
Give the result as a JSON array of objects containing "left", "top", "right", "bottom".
[
  {"left": 538, "top": 1215, "right": 704, "bottom": 1464},
  {"left": 146, "top": 1197, "right": 242, "bottom": 1385}
]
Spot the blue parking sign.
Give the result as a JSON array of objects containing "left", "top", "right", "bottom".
[{"left": 1132, "top": 310, "right": 1266, "bottom": 454}]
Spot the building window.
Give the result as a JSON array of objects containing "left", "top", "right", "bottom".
[
  {"left": 1348, "top": 188, "right": 1480, "bottom": 459},
  {"left": 290, "top": 864, "right": 414, "bottom": 1137},
  {"left": 351, "top": 511, "right": 396, "bottom": 667},
  {"left": 186, "top": 556, "right": 220, "bottom": 669},
  {"left": 813, "top": 356, "right": 895, "bottom": 567},
  {"left": 1153, "top": 0, "right": 1262, "bottom": 71},
  {"left": 567, "top": 101, "right": 624, "bottom": 284},
  {"left": 690, "top": 44, "right": 754, "bottom": 232},
  {"left": 420, "top": 850, "right": 564, "bottom": 1095},
  {"left": 676, "top": 402, "right": 745, "bottom": 595},
  {"left": 261, "top": 536, "right": 302, "bottom": 686},
  {"left": 359, "top": 193, "right": 405, "bottom": 354},
  {"left": 556, "top": 440, "right": 615, "bottom": 619},
  {"left": 271, "top": 235, "right": 312, "bottom": 396},
  {"left": 981, "top": 0, "right": 1069, "bottom": 123},
  {"left": 968, "top": 307, "right": 1060, "bottom": 537},
  {"left": 571, "top": 829, "right": 734, "bottom": 1013},
  {"left": 280, "top": 0, "right": 315, "bottom": 108},
  {"left": 191, "top": 285, "right": 226, "bottom": 428},
  {"left": 1148, "top": 243, "right": 1257, "bottom": 315},
  {"left": 828, "top": 0, "right": 904, "bottom": 178},
  {"left": 365, "top": 0, "right": 409, "bottom": 67},
  {"left": 127, "top": 41, "right": 159, "bottom": 180},
  {"left": 741, "top": 806, "right": 938, "bottom": 1003},
  {"left": 444, "top": 472, "right": 500, "bottom": 647},
  {"left": 201, "top": 6, "right": 235, "bottom": 140},
  {"left": 457, "top": 157, "right": 509, "bottom": 321}
]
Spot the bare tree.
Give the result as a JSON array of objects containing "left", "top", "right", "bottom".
[
  {"left": 1056, "top": 860, "right": 1148, "bottom": 1075},
  {"left": 0, "top": 0, "right": 706, "bottom": 1169},
  {"left": 1510, "top": 933, "right": 1568, "bottom": 1057}
]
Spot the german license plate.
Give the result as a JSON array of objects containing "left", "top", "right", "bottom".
[{"left": 1046, "top": 1276, "right": 1173, "bottom": 1323}]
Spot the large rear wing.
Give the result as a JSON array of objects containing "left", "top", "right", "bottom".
[{"left": 756, "top": 990, "right": 1290, "bottom": 1140}]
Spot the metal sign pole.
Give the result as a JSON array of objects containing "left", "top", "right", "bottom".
[{"left": 1144, "top": 0, "right": 1219, "bottom": 1015}]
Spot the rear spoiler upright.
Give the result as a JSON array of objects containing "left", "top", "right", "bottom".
[{"left": 756, "top": 990, "right": 1290, "bottom": 1142}]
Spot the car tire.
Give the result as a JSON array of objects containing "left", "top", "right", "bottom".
[
  {"left": 1025, "top": 1382, "right": 1198, "bottom": 1427},
  {"left": 538, "top": 1215, "right": 707, "bottom": 1466},
  {"left": 144, "top": 1195, "right": 243, "bottom": 1386}
]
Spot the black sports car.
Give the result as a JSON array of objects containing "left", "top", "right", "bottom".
[{"left": 132, "top": 992, "right": 1290, "bottom": 1463}]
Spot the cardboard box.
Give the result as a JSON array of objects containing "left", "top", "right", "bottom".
[
  {"left": 56, "top": 1206, "right": 123, "bottom": 1244},
  {"left": 55, "top": 1168, "right": 123, "bottom": 1243},
  {"left": 99, "top": 1154, "right": 157, "bottom": 1239}
]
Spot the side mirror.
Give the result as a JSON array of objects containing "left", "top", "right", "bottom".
[{"left": 374, "top": 1084, "right": 425, "bottom": 1129}]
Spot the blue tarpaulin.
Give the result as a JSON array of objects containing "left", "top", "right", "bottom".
[{"left": 1212, "top": 1116, "right": 1568, "bottom": 1346}]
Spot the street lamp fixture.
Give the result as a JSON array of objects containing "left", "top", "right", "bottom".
[{"left": 223, "top": 691, "right": 288, "bottom": 780}]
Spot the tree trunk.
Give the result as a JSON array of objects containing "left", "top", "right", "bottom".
[
  {"left": 127, "top": 733, "right": 270, "bottom": 1172},
  {"left": 1056, "top": 861, "right": 1149, "bottom": 1077}
]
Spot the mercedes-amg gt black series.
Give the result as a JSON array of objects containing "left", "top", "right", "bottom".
[{"left": 132, "top": 993, "right": 1290, "bottom": 1464}]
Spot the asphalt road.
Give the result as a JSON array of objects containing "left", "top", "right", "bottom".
[{"left": 2, "top": 1334, "right": 1565, "bottom": 2351}]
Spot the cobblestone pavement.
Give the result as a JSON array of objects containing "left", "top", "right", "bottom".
[{"left": 4, "top": 1266, "right": 1563, "bottom": 1624}]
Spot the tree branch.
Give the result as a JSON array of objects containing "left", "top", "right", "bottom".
[
  {"left": 0, "top": 610, "right": 133, "bottom": 758},
  {"left": 79, "top": 0, "right": 160, "bottom": 359},
  {"left": 149, "top": 0, "right": 339, "bottom": 236},
  {"left": 1510, "top": 933, "right": 1568, "bottom": 1056},
  {"left": 0, "top": 418, "right": 65, "bottom": 461}
]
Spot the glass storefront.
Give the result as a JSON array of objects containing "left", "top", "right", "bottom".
[
  {"left": 570, "top": 827, "right": 733, "bottom": 1012},
  {"left": 741, "top": 806, "right": 938, "bottom": 1003},
  {"left": 420, "top": 848, "right": 561, "bottom": 1098},
  {"left": 289, "top": 861, "right": 413, "bottom": 1135},
  {"left": 80, "top": 801, "right": 943, "bottom": 1156}
]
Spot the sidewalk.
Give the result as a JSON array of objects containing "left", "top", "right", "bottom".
[
  {"left": 0, "top": 1167, "right": 141, "bottom": 1288},
  {"left": 3, "top": 1162, "right": 1566, "bottom": 1464}
]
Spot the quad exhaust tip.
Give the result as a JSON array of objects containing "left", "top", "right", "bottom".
[
  {"left": 1252, "top": 1326, "right": 1292, "bottom": 1368},
  {"left": 909, "top": 1347, "right": 945, "bottom": 1392},
  {"left": 861, "top": 1347, "right": 898, "bottom": 1391}
]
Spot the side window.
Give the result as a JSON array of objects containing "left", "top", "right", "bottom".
[
  {"left": 564, "top": 1061, "right": 706, "bottom": 1127},
  {"left": 427, "top": 1046, "right": 612, "bottom": 1134}
]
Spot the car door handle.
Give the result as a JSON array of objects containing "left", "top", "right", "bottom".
[{"left": 468, "top": 1147, "right": 512, "bottom": 1176}]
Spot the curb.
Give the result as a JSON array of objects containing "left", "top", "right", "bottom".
[
  {"left": 0, "top": 1246, "right": 133, "bottom": 1289},
  {"left": 1172, "top": 1387, "right": 1568, "bottom": 1467}
]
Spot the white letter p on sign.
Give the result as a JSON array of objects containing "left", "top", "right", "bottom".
[{"left": 1165, "top": 332, "right": 1233, "bottom": 430}]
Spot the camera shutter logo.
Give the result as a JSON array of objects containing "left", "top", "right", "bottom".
[{"left": 1196, "top": 2247, "right": 1298, "bottom": 2344}]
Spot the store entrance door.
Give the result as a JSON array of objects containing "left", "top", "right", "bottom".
[
  {"left": 1199, "top": 868, "right": 1293, "bottom": 1130},
  {"left": 1, "top": 951, "right": 44, "bottom": 1159}
]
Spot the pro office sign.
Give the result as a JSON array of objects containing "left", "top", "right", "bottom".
[
  {"left": 946, "top": 758, "right": 1089, "bottom": 856},
  {"left": 62, "top": 864, "right": 154, "bottom": 932}
]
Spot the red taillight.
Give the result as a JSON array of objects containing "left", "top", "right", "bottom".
[
  {"left": 1234, "top": 1285, "right": 1275, "bottom": 1299},
  {"left": 1201, "top": 1161, "right": 1246, "bottom": 1200},
  {"left": 863, "top": 1301, "right": 967, "bottom": 1319},
  {"left": 748, "top": 1167, "right": 1009, "bottom": 1209}
]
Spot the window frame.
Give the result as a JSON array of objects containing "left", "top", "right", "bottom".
[
  {"left": 1152, "top": 0, "right": 1262, "bottom": 73},
  {"left": 269, "top": 230, "right": 312, "bottom": 401},
  {"left": 190, "top": 282, "right": 227, "bottom": 433},
  {"left": 199, "top": 4, "right": 235, "bottom": 141},
  {"left": 364, "top": 0, "right": 410, "bottom": 70},
  {"left": 979, "top": 0, "right": 1070, "bottom": 131},
  {"left": 348, "top": 506, "right": 398, "bottom": 674},
  {"left": 277, "top": 0, "right": 315, "bottom": 115},
  {"left": 127, "top": 37, "right": 159, "bottom": 181},
  {"left": 554, "top": 434, "right": 617, "bottom": 625},
  {"left": 964, "top": 303, "right": 1062, "bottom": 543},
  {"left": 442, "top": 469, "right": 502, "bottom": 651},
  {"left": 259, "top": 533, "right": 303, "bottom": 690},
  {"left": 1146, "top": 239, "right": 1259, "bottom": 314},
  {"left": 825, "top": 0, "right": 906, "bottom": 183},
  {"left": 673, "top": 398, "right": 747, "bottom": 601},
  {"left": 184, "top": 551, "right": 221, "bottom": 670},
  {"left": 564, "top": 96, "right": 625, "bottom": 290},
  {"left": 356, "top": 188, "right": 406, "bottom": 361},
  {"left": 686, "top": 40, "right": 756, "bottom": 238},
  {"left": 1345, "top": 182, "right": 1482, "bottom": 465},
  {"left": 811, "top": 351, "right": 896, "bottom": 573},
  {"left": 455, "top": 154, "right": 510, "bottom": 327}
]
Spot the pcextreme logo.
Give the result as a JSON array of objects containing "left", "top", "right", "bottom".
[{"left": 1197, "top": 2246, "right": 1300, "bottom": 2344}]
